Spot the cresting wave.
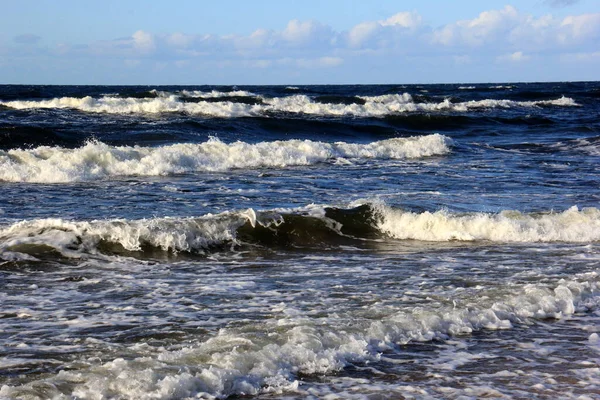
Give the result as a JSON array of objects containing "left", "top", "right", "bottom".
[
  {"left": 0, "top": 211, "right": 253, "bottom": 259},
  {"left": 1, "top": 271, "right": 599, "bottom": 399},
  {"left": 0, "top": 134, "right": 451, "bottom": 183},
  {"left": 376, "top": 204, "right": 600, "bottom": 242},
  {"left": 2, "top": 205, "right": 600, "bottom": 260},
  {"left": 0, "top": 91, "right": 578, "bottom": 117}
]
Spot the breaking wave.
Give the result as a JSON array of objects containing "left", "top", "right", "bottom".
[
  {"left": 375, "top": 204, "right": 600, "bottom": 242},
  {"left": 2, "top": 204, "right": 600, "bottom": 261},
  {"left": 0, "top": 91, "right": 578, "bottom": 117},
  {"left": 0, "top": 134, "right": 451, "bottom": 183}
]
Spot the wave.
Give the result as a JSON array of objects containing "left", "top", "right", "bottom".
[
  {"left": 0, "top": 211, "right": 251, "bottom": 259},
  {"left": 490, "top": 135, "right": 600, "bottom": 155},
  {"left": 0, "top": 134, "right": 451, "bottom": 183},
  {"left": 2, "top": 269, "right": 598, "bottom": 399},
  {"left": 0, "top": 206, "right": 367, "bottom": 259},
  {"left": 0, "top": 92, "right": 578, "bottom": 117},
  {"left": 179, "top": 89, "right": 257, "bottom": 98},
  {"left": 551, "top": 135, "right": 600, "bottom": 156},
  {"left": 2, "top": 204, "right": 600, "bottom": 260},
  {"left": 375, "top": 205, "right": 600, "bottom": 242},
  {"left": 489, "top": 85, "right": 515, "bottom": 89}
]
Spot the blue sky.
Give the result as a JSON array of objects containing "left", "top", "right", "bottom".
[{"left": 1, "top": 0, "right": 598, "bottom": 84}]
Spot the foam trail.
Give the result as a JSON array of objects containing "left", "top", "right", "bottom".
[
  {"left": 0, "top": 134, "right": 451, "bottom": 183},
  {"left": 0, "top": 93, "right": 578, "bottom": 117},
  {"left": 1, "top": 272, "right": 598, "bottom": 399},
  {"left": 376, "top": 205, "right": 600, "bottom": 242}
]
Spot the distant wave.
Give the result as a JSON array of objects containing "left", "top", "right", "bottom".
[
  {"left": 0, "top": 91, "right": 578, "bottom": 117},
  {"left": 2, "top": 204, "right": 599, "bottom": 261},
  {"left": 179, "top": 89, "right": 256, "bottom": 98},
  {"left": 0, "top": 134, "right": 451, "bottom": 183}
]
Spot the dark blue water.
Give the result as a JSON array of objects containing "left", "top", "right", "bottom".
[{"left": 1, "top": 83, "right": 600, "bottom": 399}]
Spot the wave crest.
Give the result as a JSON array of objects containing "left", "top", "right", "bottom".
[
  {"left": 0, "top": 135, "right": 451, "bottom": 183},
  {"left": 0, "top": 91, "right": 578, "bottom": 117},
  {"left": 376, "top": 205, "right": 600, "bottom": 242},
  {"left": 2, "top": 204, "right": 600, "bottom": 261}
]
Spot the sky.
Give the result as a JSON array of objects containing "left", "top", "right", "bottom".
[{"left": 0, "top": 0, "right": 598, "bottom": 85}]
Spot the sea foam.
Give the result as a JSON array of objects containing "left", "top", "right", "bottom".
[
  {"left": 1, "top": 271, "right": 598, "bottom": 399},
  {"left": 376, "top": 205, "right": 600, "bottom": 242},
  {"left": 0, "top": 211, "right": 255, "bottom": 257},
  {"left": 0, "top": 134, "right": 451, "bottom": 183}
]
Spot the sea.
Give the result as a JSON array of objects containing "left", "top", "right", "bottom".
[{"left": 0, "top": 82, "right": 599, "bottom": 399}]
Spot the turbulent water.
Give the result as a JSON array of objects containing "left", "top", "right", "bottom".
[{"left": 1, "top": 82, "right": 600, "bottom": 399}]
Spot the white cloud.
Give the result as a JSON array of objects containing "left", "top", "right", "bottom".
[
  {"left": 431, "top": 7, "right": 600, "bottom": 55},
  {"left": 166, "top": 33, "right": 195, "bottom": 48},
  {"left": 6, "top": 6, "right": 598, "bottom": 81},
  {"left": 346, "top": 11, "right": 423, "bottom": 48},
  {"left": 560, "top": 13, "right": 600, "bottom": 42},
  {"left": 84, "top": 9, "right": 599, "bottom": 61},
  {"left": 132, "top": 30, "right": 156, "bottom": 53},
  {"left": 432, "top": 6, "right": 520, "bottom": 46},
  {"left": 281, "top": 20, "right": 333, "bottom": 47},
  {"left": 348, "top": 21, "right": 381, "bottom": 48},
  {"left": 497, "top": 51, "right": 531, "bottom": 63},
  {"left": 380, "top": 12, "right": 422, "bottom": 29}
]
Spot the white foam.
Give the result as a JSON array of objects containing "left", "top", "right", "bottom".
[
  {"left": 179, "top": 89, "right": 257, "bottom": 98},
  {"left": 0, "top": 204, "right": 335, "bottom": 258},
  {"left": 2, "top": 272, "right": 598, "bottom": 399},
  {"left": 0, "top": 212, "right": 254, "bottom": 257},
  {"left": 0, "top": 93, "right": 578, "bottom": 117},
  {"left": 0, "top": 135, "right": 451, "bottom": 183},
  {"left": 376, "top": 205, "right": 600, "bottom": 242},
  {"left": 0, "top": 95, "right": 259, "bottom": 117}
]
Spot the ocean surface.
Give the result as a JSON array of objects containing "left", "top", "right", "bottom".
[{"left": 1, "top": 82, "right": 600, "bottom": 399}]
